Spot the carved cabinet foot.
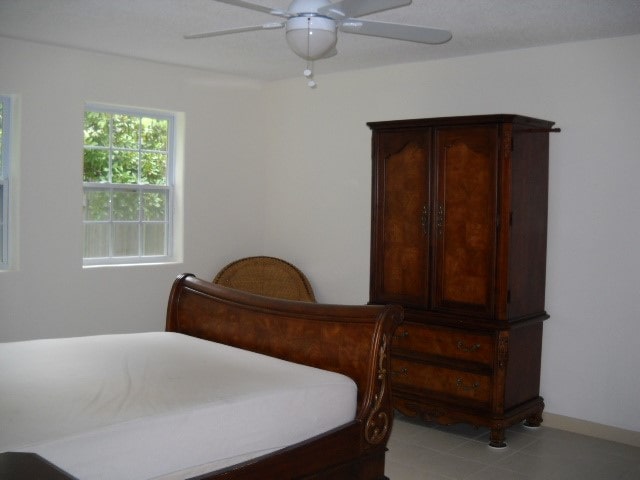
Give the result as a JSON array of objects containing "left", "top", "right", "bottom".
[
  {"left": 489, "top": 427, "right": 507, "bottom": 448},
  {"left": 524, "top": 411, "right": 543, "bottom": 428}
]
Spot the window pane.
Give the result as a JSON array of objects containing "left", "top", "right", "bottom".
[
  {"left": 0, "top": 101, "right": 4, "bottom": 172},
  {"left": 83, "top": 105, "right": 174, "bottom": 264},
  {"left": 83, "top": 149, "right": 109, "bottom": 182},
  {"left": 141, "top": 118, "right": 168, "bottom": 151},
  {"left": 85, "top": 190, "right": 110, "bottom": 221},
  {"left": 84, "top": 223, "right": 110, "bottom": 258},
  {"left": 141, "top": 153, "right": 167, "bottom": 185},
  {"left": 1, "top": 97, "right": 7, "bottom": 267},
  {"left": 113, "top": 223, "right": 139, "bottom": 256},
  {"left": 112, "top": 150, "right": 138, "bottom": 184},
  {"left": 84, "top": 111, "right": 110, "bottom": 147},
  {"left": 142, "top": 191, "right": 167, "bottom": 221},
  {"left": 0, "top": 184, "right": 3, "bottom": 257},
  {"left": 112, "top": 114, "right": 139, "bottom": 149},
  {"left": 112, "top": 190, "right": 139, "bottom": 221},
  {"left": 143, "top": 223, "right": 166, "bottom": 256}
]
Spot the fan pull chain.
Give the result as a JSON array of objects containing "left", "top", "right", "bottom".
[
  {"left": 304, "top": 17, "right": 317, "bottom": 88},
  {"left": 304, "top": 62, "right": 316, "bottom": 88}
]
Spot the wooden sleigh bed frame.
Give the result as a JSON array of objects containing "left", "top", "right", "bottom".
[
  {"left": 1, "top": 273, "right": 402, "bottom": 479},
  {"left": 166, "top": 273, "right": 403, "bottom": 480}
]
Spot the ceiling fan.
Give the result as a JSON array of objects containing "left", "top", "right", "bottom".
[{"left": 185, "top": 0, "right": 452, "bottom": 85}]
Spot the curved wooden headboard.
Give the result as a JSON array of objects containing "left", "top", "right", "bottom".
[{"left": 166, "top": 273, "right": 403, "bottom": 444}]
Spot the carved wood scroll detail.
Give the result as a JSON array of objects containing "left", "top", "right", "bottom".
[
  {"left": 365, "top": 334, "right": 390, "bottom": 444},
  {"left": 497, "top": 332, "right": 509, "bottom": 369}
]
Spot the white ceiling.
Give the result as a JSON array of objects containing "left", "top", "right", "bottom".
[{"left": 1, "top": 0, "right": 639, "bottom": 82}]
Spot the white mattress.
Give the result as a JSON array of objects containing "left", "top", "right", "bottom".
[{"left": 0, "top": 332, "right": 357, "bottom": 479}]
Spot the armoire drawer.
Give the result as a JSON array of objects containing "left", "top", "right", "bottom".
[
  {"left": 392, "top": 323, "right": 494, "bottom": 365},
  {"left": 391, "top": 357, "right": 491, "bottom": 404}
]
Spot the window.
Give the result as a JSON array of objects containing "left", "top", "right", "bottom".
[
  {"left": 0, "top": 96, "right": 11, "bottom": 269},
  {"left": 83, "top": 106, "right": 175, "bottom": 265}
]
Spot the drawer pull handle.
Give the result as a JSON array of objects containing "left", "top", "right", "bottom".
[
  {"left": 391, "top": 368, "right": 408, "bottom": 377},
  {"left": 456, "top": 378, "right": 480, "bottom": 391},
  {"left": 393, "top": 330, "right": 409, "bottom": 340},
  {"left": 456, "top": 340, "right": 481, "bottom": 352}
]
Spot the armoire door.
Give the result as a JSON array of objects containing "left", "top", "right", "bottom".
[
  {"left": 431, "top": 125, "right": 499, "bottom": 317},
  {"left": 370, "top": 129, "right": 431, "bottom": 308}
]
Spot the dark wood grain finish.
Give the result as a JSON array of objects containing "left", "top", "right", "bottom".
[
  {"left": 370, "top": 129, "right": 430, "bottom": 308},
  {"left": 0, "top": 452, "right": 77, "bottom": 480},
  {"left": 391, "top": 358, "right": 492, "bottom": 404},
  {"left": 505, "top": 124, "right": 550, "bottom": 320},
  {"left": 166, "top": 274, "right": 403, "bottom": 480},
  {"left": 368, "top": 114, "right": 555, "bottom": 447},
  {"left": 392, "top": 323, "right": 494, "bottom": 365},
  {"left": 433, "top": 125, "right": 498, "bottom": 316}
]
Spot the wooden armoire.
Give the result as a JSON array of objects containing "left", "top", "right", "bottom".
[{"left": 368, "top": 114, "right": 557, "bottom": 447}]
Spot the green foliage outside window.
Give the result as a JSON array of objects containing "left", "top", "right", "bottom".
[
  {"left": 0, "top": 101, "right": 4, "bottom": 172},
  {"left": 83, "top": 109, "right": 172, "bottom": 261},
  {"left": 83, "top": 111, "right": 168, "bottom": 185},
  {"left": 0, "top": 100, "right": 4, "bottom": 265},
  {"left": 0, "top": 98, "right": 6, "bottom": 267}
]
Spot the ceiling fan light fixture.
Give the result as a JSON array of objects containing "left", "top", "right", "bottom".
[{"left": 286, "top": 15, "right": 337, "bottom": 61}]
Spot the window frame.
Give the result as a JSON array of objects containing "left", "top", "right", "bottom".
[
  {"left": 0, "top": 95, "right": 12, "bottom": 270},
  {"left": 82, "top": 104, "right": 176, "bottom": 266}
]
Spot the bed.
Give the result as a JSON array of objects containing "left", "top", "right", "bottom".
[{"left": 0, "top": 273, "right": 403, "bottom": 479}]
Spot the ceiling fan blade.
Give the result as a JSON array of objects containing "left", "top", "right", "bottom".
[
  {"left": 184, "top": 22, "right": 284, "bottom": 39},
  {"left": 339, "top": 19, "right": 452, "bottom": 44},
  {"left": 319, "top": 0, "right": 411, "bottom": 19},
  {"left": 212, "top": 0, "right": 290, "bottom": 18}
]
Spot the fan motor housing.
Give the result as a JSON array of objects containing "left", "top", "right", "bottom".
[{"left": 286, "top": 15, "right": 337, "bottom": 60}]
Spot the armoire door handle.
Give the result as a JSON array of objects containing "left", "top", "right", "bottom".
[
  {"left": 437, "top": 204, "right": 445, "bottom": 236},
  {"left": 421, "top": 205, "right": 429, "bottom": 236}
]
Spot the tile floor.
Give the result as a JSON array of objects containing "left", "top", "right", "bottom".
[{"left": 385, "top": 414, "right": 640, "bottom": 479}]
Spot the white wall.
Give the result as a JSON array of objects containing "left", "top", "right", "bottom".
[
  {"left": 260, "top": 35, "right": 640, "bottom": 433},
  {"left": 0, "top": 38, "right": 267, "bottom": 340}
]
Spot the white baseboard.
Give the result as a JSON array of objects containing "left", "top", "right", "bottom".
[{"left": 543, "top": 412, "right": 640, "bottom": 448}]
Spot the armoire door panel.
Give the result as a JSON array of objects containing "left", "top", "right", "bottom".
[
  {"left": 433, "top": 126, "right": 498, "bottom": 315},
  {"left": 371, "top": 131, "right": 430, "bottom": 306}
]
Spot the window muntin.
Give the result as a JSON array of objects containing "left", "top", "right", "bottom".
[
  {"left": 83, "top": 107, "right": 174, "bottom": 265},
  {"left": 0, "top": 96, "right": 11, "bottom": 269}
]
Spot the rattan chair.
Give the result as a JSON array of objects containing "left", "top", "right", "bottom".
[{"left": 213, "top": 256, "right": 316, "bottom": 302}]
